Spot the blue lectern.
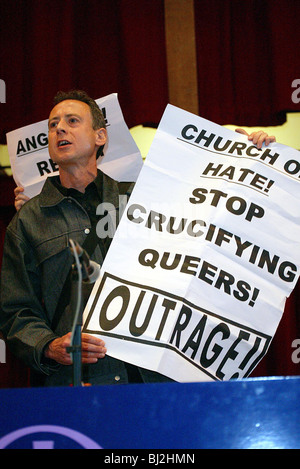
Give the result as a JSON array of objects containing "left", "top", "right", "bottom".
[{"left": 0, "top": 376, "right": 299, "bottom": 449}]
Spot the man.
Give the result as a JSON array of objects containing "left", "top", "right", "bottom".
[
  {"left": 0, "top": 90, "right": 176, "bottom": 386},
  {"left": 0, "top": 90, "right": 276, "bottom": 386}
]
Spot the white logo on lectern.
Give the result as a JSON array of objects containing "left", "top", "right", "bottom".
[{"left": 0, "top": 425, "right": 102, "bottom": 449}]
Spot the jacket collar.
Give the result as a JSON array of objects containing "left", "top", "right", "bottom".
[{"left": 39, "top": 170, "right": 120, "bottom": 208}]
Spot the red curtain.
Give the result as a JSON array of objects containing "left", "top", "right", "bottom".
[
  {"left": 194, "top": 0, "right": 300, "bottom": 126},
  {"left": 0, "top": 0, "right": 168, "bottom": 142},
  {"left": 0, "top": 0, "right": 299, "bottom": 387}
]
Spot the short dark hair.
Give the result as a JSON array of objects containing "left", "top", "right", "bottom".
[
  {"left": 53, "top": 90, "right": 106, "bottom": 158},
  {"left": 53, "top": 89, "right": 106, "bottom": 130}
]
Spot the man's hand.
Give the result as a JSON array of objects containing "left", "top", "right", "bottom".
[
  {"left": 14, "top": 186, "right": 30, "bottom": 211},
  {"left": 44, "top": 332, "right": 107, "bottom": 365},
  {"left": 235, "top": 128, "right": 276, "bottom": 149}
]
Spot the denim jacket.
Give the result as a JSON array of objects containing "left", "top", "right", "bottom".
[
  {"left": 0, "top": 171, "right": 173, "bottom": 386},
  {"left": 0, "top": 172, "right": 129, "bottom": 382},
  {"left": 0, "top": 171, "right": 172, "bottom": 386}
]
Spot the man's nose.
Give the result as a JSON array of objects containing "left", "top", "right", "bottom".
[{"left": 56, "top": 120, "right": 67, "bottom": 134}]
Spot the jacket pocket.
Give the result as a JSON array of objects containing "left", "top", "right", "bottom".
[{"left": 35, "top": 234, "right": 70, "bottom": 266}]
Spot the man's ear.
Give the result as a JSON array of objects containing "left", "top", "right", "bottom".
[{"left": 95, "top": 128, "right": 107, "bottom": 147}]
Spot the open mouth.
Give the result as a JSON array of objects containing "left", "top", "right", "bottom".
[{"left": 57, "top": 140, "right": 71, "bottom": 148}]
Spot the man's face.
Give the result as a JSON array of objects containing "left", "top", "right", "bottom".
[{"left": 48, "top": 99, "right": 106, "bottom": 166}]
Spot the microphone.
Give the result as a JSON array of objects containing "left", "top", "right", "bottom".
[{"left": 69, "top": 239, "right": 100, "bottom": 284}]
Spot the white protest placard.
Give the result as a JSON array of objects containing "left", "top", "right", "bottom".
[
  {"left": 83, "top": 104, "right": 300, "bottom": 382},
  {"left": 6, "top": 93, "right": 143, "bottom": 198}
]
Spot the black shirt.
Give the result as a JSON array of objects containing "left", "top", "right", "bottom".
[{"left": 51, "top": 172, "right": 110, "bottom": 259}]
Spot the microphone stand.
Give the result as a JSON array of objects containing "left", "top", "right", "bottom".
[
  {"left": 67, "top": 264, "right": 83, "bottom": 387},
  {"left": 67, "top": 239, "right": 86, "bottom": 387},
  {"left": 66, "top": 239, "right": 100, "bottom": 387}
]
